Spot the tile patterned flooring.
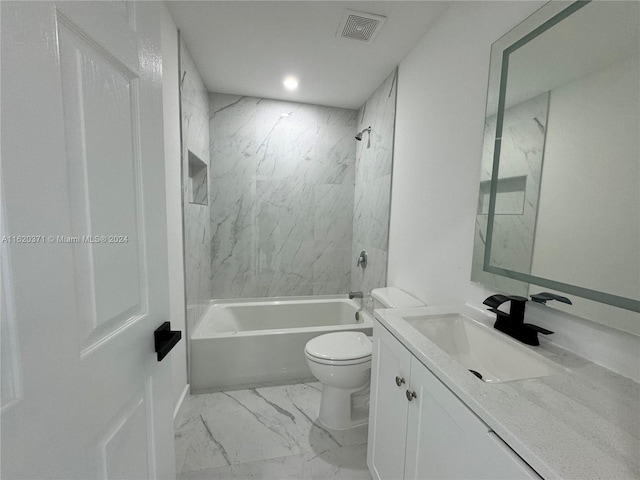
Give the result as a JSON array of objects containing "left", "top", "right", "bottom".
[{"left": 175, "top": 382, "right": 372, "bottom": 479}]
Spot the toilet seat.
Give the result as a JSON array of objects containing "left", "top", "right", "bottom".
[
  {"left": 305, "top": 353, "right": 371, "bottom": 366},
  {"left": 305, "top": 332, "right": 372, "bottom": 366}
]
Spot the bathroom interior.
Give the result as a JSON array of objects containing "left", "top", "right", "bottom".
[
  {"left": 0, "top": 0, "right": 638, "bottom": 479},
  {"left": 171, "top": 0, "right": 640, "bottom": 477}
]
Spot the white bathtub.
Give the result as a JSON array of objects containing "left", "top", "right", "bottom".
[{"left": 190, "top": 296, "right": 373, "bottom": 392}]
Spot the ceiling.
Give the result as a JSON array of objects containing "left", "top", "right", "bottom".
[{"left": 165, "top": 1, "right": 450, "bottom": 110}]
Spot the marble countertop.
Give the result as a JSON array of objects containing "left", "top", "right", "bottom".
[{"left": 374, "top": 305, "right": 640, "bottom": 480}]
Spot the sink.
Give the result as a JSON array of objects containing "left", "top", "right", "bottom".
[{"left": 403, "top": 311, "right": 564, "bottom": 383}]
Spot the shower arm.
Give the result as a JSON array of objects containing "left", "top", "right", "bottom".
[{"left": 355, "top": 126, "right": 371, "bottom": 141}]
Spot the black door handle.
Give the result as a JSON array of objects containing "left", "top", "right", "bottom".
[{"left": 154, "top": 322, "right": 182, "bottom": 361}]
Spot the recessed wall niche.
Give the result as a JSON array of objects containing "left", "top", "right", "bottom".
[
  {"left": 188, "top": 151, "right": 208, "bottom": 206},
  {"left": 477, "top": 176, "right": 527, "bottom": 215}
]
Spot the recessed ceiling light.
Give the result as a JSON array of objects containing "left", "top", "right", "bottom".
[{"left": 283, "top": 76, "right": 298, "bottom": 91}]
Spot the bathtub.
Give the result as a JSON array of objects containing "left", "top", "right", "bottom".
[{"left": 190, "top": 295, "right": 373, "bottom": 392}]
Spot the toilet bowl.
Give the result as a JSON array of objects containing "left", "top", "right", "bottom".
[
  {"left": 305, "top": 331, "right": 372, "bottom": 430},
  {"left": 304, "top": 287, "right": 424, "bottom": 430}
]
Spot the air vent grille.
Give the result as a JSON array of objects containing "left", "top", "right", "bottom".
[{"left": 337, "top": 10, "right": 387, "bottom": 43}]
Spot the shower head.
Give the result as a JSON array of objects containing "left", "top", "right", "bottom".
[{"left": 355, "top": 126, "right": 371, "bottom": 141}]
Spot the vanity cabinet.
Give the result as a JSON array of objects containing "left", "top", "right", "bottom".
[{"left": 367, "top": 321, "right": 541, "bottom": 480}]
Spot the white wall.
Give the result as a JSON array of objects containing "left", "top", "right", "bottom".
[
  {"left": 161, "top": 5, "right": 188, "bottom": 417},
  {"left": 388, "top": 1, "right": 639, "bottom": 381},
  {"left": 390, "top": 1, "right": 544, "bottom": 307}
]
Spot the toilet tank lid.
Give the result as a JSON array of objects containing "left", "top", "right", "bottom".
[{"left": 371, "top": 287, "right": 424, "bottom": 308}]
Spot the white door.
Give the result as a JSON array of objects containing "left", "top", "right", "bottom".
[{"left": 1, "top": 2, "right": 176, "bottom": 478}]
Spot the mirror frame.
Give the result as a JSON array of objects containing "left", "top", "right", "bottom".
[{"left": 483, "top": 0, "right": 640, "bottom": 313}]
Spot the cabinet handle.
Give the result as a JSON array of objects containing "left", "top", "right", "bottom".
[
  {"left": 395, "top": 376, "right": 405, "bottom": 387},
  {"left": 406, "top": 390, "right": 417, "bottom": 401}
]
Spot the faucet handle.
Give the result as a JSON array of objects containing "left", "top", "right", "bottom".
[
  {"left": 524, "top": 324, "right": 554, "bottom": 335},
  {"left": 356, "top": 250, "right": 368, "bottom": 268},
  {"left": 530, "top": 292, "right": 572, "bottom": 305}
]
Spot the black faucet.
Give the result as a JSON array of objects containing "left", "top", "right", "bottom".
[
  {"left": 349, "top": 291, "right": 364, "bottom": 299},
  {"left": 483, "top": 294, "right": 553, "bottom": 346}
]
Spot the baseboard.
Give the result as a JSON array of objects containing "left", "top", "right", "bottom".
[{"left": 173, "top": 383, "right": 190, "bottom": 426}]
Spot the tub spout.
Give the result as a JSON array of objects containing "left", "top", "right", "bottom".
[{"left": 349, "top": 291, "right": 363, "bottom": 299}]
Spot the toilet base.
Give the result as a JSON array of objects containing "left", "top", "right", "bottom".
[{"left": 318, "top": 383, "right": 370, "bottom": 430}]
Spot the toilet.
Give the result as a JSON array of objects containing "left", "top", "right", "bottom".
[{"left": 304, "top": 287, "right": 424, "bottom": 430}]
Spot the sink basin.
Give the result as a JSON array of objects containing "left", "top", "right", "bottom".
[{"left": 403, "top": 311, "right": 564, "bottom": 383}]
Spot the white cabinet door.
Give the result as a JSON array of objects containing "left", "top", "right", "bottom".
[
  {"left": 405, "top": 358, "right": 540, "bottom": 480},
  {"left": 368, "top": 322, "right": 413, "bottom": 480},
  {"left": 1, "top": 2, "right": 175, "bottom": 478}
]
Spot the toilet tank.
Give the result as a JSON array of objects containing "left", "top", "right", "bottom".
[{"left": 370, "top": 287, "right": 424, "bottom": 309}]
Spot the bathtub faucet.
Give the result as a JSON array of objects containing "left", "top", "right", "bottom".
[{"left": 348, "top": 291, "right": 363, "bottom": 299}]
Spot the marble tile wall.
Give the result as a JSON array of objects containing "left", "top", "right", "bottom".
[
  {"left": 209, "top": 94, "right": 357, "bottom": 298},
  {"left": 180, "top": 39, "right": 212, "bottom": 333},
  {"left": 351, "top": 70, "right": 398, "bottom": 302},
  {"left": 471, "top": 92, "right": 549, "bottom": 295}
]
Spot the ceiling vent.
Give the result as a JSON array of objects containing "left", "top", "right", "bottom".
[{"left": 337, "top": 10, "right": 387, "bottom": 43}]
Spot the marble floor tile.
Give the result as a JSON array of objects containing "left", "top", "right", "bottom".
[
  {"left": 179, "top": 443, "right": 371, "bottom": 480},
  {"left": 175, "top": 382, "right": 371, "bottom": 480}
]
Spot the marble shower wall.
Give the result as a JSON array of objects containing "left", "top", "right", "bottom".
[
  {"left": 471, "top": 92, "right": 549, "bottom": 295},
  {"left": 351, "top": 70, "right": 398, "bottom": 299},
  {"left": 209, "top": 94, "right": 357, "bottom": 298},
  {"left": 180, "top": 39, "right": 212, "bottom": 333}
]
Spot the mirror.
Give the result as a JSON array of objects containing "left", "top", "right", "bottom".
[{"left": 472, "top": 0, "right": 640, "bottom": 334}]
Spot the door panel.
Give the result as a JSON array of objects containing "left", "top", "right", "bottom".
[
  {"left": 1, "top": 2, "right": 175, "bottom": 478},
  {"left": 95, "top": 384, "right": 153, "bottom": 480},
  {"left": 367, "top": 322, "right": 412, "bottom": 480},
  {"left": 57, "top": 13, "right": 146, "bottom": 348}
]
